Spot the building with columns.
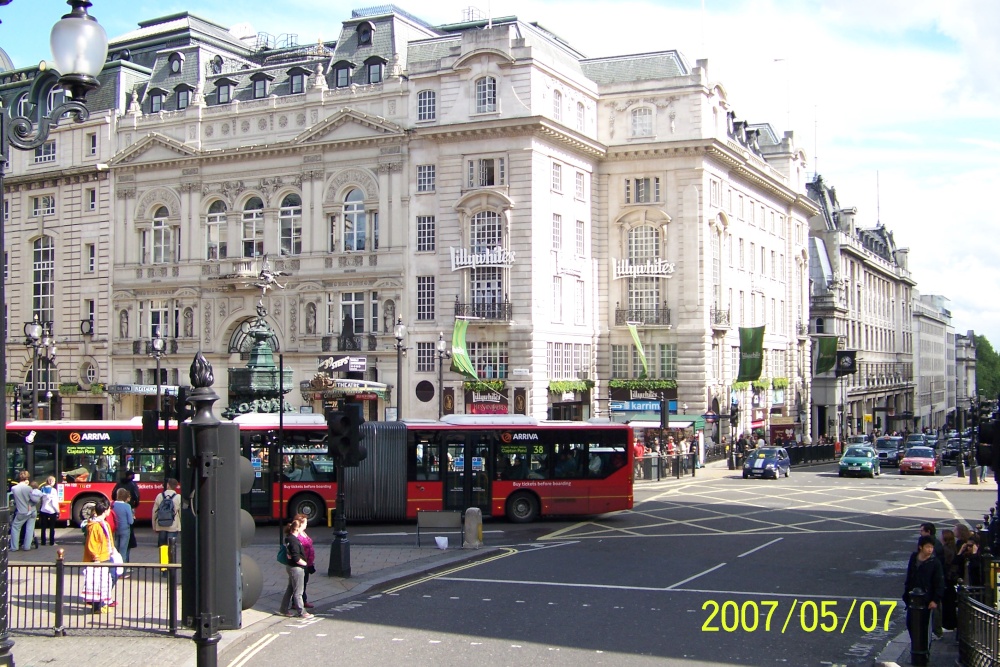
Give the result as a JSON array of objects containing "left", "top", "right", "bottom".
[
  {"left": 912, "top": 293, "right": 954, "bottom": 432},
  {"left": 807, "top": 176, "right": 917, "bottom": 440},
  {"left": 3, "top": 6, "right": 815, "bottom": 428}
]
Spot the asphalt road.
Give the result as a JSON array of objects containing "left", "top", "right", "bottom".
[{"left": 219, "top": 463, "right": 989, "bottom": 667}]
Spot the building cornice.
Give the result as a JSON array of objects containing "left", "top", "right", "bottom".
[{"left": 415, "top": 115, "right": 607, "bottom": 159}]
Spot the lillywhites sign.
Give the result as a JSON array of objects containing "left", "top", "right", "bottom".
[
  {"left": 450, "top": 247, "right": 516, "bottom": 271},
  {"left": 612, "top": 258, "right": 676, "bottom": 280}
]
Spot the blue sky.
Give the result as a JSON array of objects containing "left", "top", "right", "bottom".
[{"left": 2, "top": 0, "right": 999, "bottom": 348}]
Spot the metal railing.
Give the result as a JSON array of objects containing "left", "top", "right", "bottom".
[
  {"left": 9, "top": 549, "right": 179, "bottom": 636},
  {"left": 614, "top": 306, "right": 671, "bottom": 326},
  {"left": 454, "top": 300, "right": 513, "bottom": 321},
  {"left": 710, "top": 308, "right": 730, "bottom": 328},
  {"left": 957, "top": 585, "right": 1000, "bottom": 667}
]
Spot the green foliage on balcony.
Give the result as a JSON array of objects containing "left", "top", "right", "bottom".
[
  {"left": 608, "top": 378, "right": 677, "bottom": 391},
  {"left": 5, "top": 383, "right": 17, "bottom": 397},
  {"left": 731, "top": 381, "right": 751, "bottom": 391},
  {"left": 463, "top": 379, "right": 506, "bottom": 392},
  {"left": 752, "top": 378, "right": 771, "bottom": 390},
  {"left": 547, "top": 379, "right": 594, "bottom": 394},
  {"left": 90, "top": 383, "right": 105, "bottom": 394},
  {"left": 772, "top": 377, "right": 790, "bottom": 389},
  {"left": 59, "top": 383, "right": 79, "bottom": 395}
]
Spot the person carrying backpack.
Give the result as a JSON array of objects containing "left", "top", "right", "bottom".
[{"left": 151, "top": 478, "right": 181, "bottom": 548}]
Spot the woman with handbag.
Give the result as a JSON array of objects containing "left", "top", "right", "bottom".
[
  {"left": 294, "top": 514, "right": 317, "bottom": 608},
  {"left": 278, "top": 517, "right": 313, "bottom": 619},
  {"left": 81, "top": 497, "right": 116, "bottom": 613}
]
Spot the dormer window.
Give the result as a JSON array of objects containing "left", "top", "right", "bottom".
[
  {"left": 286, "top": 66, "right": 311, "bottom": 95},
  {"left": 148, "top": 89, "right": 166, "bottom": 113},
  {"left": 214, "top": 77, "right": 238, "bottom": 104},
  {"left": 364, "top": 56, "right": 385, "bottom": 85},
  {"left": 356, "top": 21, "right": 374, "bottom": 46},
  {"left": 332, "top": 60, "right": 355, "bottom": 88},
  {"left": 250, "top": 72, "right": 274, "bottom": 99},
  {"left": 168, "top": 52, "right": 184, "bottom": 75},
  {"left": 211, "top": 55, "right": 224, "bottom": 74},
  {"left": 175, "top": 84, "right": 194, "bottom": 110}
]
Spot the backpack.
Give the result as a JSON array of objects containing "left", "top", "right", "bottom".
[{"left": 156, "top": 491, "right": 177, "bottom": 527}]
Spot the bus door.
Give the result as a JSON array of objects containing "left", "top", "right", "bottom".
[
  {"left": 442, "top": 431, "right": 492, "bottom": 515},
  {"left": 243, "top": 433, "right": 274, "bottom": 518}
]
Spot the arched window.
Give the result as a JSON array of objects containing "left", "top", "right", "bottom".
[
  {"left": 626, "top": 225, "right": 661, "bottom": 321},
  {"left": 475, "top": 76, "right": 497, "bottom": 113},
  {"left": 206, "top": 200, "right": 227, "bottom": 260},
  {"left": 32, "top": 235, "right": 55, "bottom": 325},
  {"left": 816, "top": 317, "right": 825, "bottom": 334},
  {"left": 553, "top": 90, "right": 562, "bottom": 121},
  {"left": 279, "top": 193, "right": 302, "bottom": 256},
  {"left": 343, "top": 189, "right": 366, "bottom": 252},
  {"left": 470, "top": 210, "right": 504, "bottom": 314},
  {"left": 711, "top": 230, "right": 722, "bottom": 307},
  {"left": 12, "top": 93, "right": 29, "bottom": 118},
  {"left": 151, "top": 206, "right": 174, "bottom": 264},
  {"left": 631, "top": 107, "right": 653, "bottom": 137},
  {"left": 242, "top": 197, "right": 264, "bottom": 257},
  {"left": 576, "top": 101, "right": 585, "bottom": 131}
]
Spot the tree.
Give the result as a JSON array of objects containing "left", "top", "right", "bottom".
[{"left": 975, "top": 334, "right": 1000, "bottom": 401}]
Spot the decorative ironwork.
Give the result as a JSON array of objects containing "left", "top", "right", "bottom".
[
  {"left": 615, "top": 304, "right": 671, "bottom": 326},
  {"left": 454, "top": 298, "right": 513, "bottom": 321},
  {"left": 710, "top": 307, "right": 730, "bottom": 328}
]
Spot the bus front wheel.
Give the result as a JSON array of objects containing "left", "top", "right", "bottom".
[
  {"left": 72, "top": 496, "right": 102, "bottom": 527},
  {"left": 506, "top": 491, "right": 539, "bottom": 523},
  {"left": 289, "top": 493, "right": 326, "bottom": 526}
]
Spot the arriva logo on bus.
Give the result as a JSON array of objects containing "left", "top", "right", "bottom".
[{"left": 69, "top": 432, "right": 111, "bottom": 443}]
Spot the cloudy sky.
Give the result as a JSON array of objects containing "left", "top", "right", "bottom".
[{"left": 2, "top": 0, "right": 998, "bottom": 348}]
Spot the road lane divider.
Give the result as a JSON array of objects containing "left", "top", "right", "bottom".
[
  {"left": 226, "top": 633, "right": 280, "bottom": 667},
  {"left": 383, "top": 548, "right": 518, "bottom": 594}
]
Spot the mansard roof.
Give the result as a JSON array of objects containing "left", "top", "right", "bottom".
[{"left": 580, "top": 51, "right": 689, "bottom": 85}]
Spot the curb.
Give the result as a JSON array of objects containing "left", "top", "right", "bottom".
[{"left": 872, "top": 629, "right": 908, "bottom": 666}]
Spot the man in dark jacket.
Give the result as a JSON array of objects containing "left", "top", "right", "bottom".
[
  {"left": 112, "top": 470, "right": 141, "bottom": 510},
  {"left": 904, "top": 535, "right": 947, "bottom": 665}
]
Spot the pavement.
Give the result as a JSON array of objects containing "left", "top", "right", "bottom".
[{"left": 10, "top": 459, "right": 998, "bottom": 667}]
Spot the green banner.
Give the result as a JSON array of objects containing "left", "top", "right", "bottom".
[
  {"left": 815, "top": 336, "right": 838, "bottom": 375},
  {"left": 449, "top": 319, "right": 479, "bottom": 380},
  {"left": 736, "top": 326, "right": 765, "bottom": 382},
  {"left": 626, "top": 322, "right": 649, "bottom": 378}
]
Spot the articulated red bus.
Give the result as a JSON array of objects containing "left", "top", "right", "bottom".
[{"left": 7, "top": 415, "right": 634, "bottom": 525}]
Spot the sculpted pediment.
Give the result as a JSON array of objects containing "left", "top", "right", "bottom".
[
  {"left": 111, "top": 132, "right": 198, "bottom": 166},
  {"left": 293, "top": 107, "right": 405, "bottom": 145}
]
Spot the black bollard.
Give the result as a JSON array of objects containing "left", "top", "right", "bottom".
[{"left": 907, "top": 587, "right": 931, "bottom": 666}]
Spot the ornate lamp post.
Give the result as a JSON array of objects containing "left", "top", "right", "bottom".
[
  {"left": 393, "top": 318, "right": 406, "bottom": 420},
  {"left": 0, "top": 3, "right": 108, "bottom": 663},
  {"left": 151, "top": 324, "right": 166, "bottom": 435},
  {"left": 437, "top": 332, "right": 451, "bottom": 418}
]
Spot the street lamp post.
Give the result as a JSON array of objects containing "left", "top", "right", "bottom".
[
  {"left": 0, "top": 3, "right": 109, "bottom": 663},
  {"left": 437, "top": 332, "right": 451, "bottom": 419},
  {"left": 394, "top": 318, "right": 406, "bottom": 420},
  {"left": 23, "top": 316, "right": 43, "bottom": 420},
  {"left": 151, "top": 324, "right": 166, "bottom": 438},
  {"left": 40, "top": 322, "right": 56, "bottom": 419}
]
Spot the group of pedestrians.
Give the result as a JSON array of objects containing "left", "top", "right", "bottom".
[
  {"left": 903, "top": 521, "right": 984, "bottom": 665},
  {"left": 10, "top": 471, "right": 61, "bottom": 550}
]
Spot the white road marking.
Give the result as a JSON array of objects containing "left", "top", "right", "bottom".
[
  {"left": 226, "top": 633, "right": 280, "bottom": 667},
  {"left": 737, "top": 537, "right": 783, "bottom": 558},
  {"left": 665, "top": 562, "right": 727, "bottom": 589}
]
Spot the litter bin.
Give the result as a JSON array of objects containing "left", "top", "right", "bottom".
[
  {"left": 643, "top": 455, "right": 657, "bottom": 481},
  {"left": 906, "top": 587, "right": 931, "bottom": 666}
]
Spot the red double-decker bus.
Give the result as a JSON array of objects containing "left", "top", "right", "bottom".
[{"left": 7, "top": 415, "right": 634, "bottom": 525}]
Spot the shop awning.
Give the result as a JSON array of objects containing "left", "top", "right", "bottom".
[{"left": 301, "top": 379, "right": 387, "bottom": 400}]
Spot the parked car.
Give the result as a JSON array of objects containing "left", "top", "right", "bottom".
[
  {"left": 839, "top": 446, "right": 880, "bottom": 478},
  {"left": 899, "top": 446, "right": 942, "bottom": 475},
  {"left": 875, "top": 436, "right": 905, "bottom": 467},
  {"left": 743, "top": 447, "right": 791, "bottom": 480}
]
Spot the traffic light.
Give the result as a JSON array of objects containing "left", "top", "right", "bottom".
[
  {"left": 142, "top": 409, "right": 159, "bottom": 445},
  {"left": 18, "top": 388, "right": 33, "bottom": 419},
  {"left": 181, "top": 421, "right": 262, "bottom": 630},
  {"left": 730, "top": 407, "right": 739, "bottom": 429},
  {"left": 174, "top": 386, "right": 195, "bottom": 422},
  {"left": 326, "top": 403, "right": 368, "bottom": 467}
]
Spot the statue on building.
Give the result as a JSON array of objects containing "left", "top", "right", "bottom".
[
  {"left": 305, "top": 302, "right": 316, "bottom": 335},
  {"left": 119, "top": 310, "right": 128, "bottom": 339},
  {"left": 183, "top": 307, "right": 194, "bottom": 338},
  {"left": 383, "top": 300, "right": 395, "bottom": 334}
]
